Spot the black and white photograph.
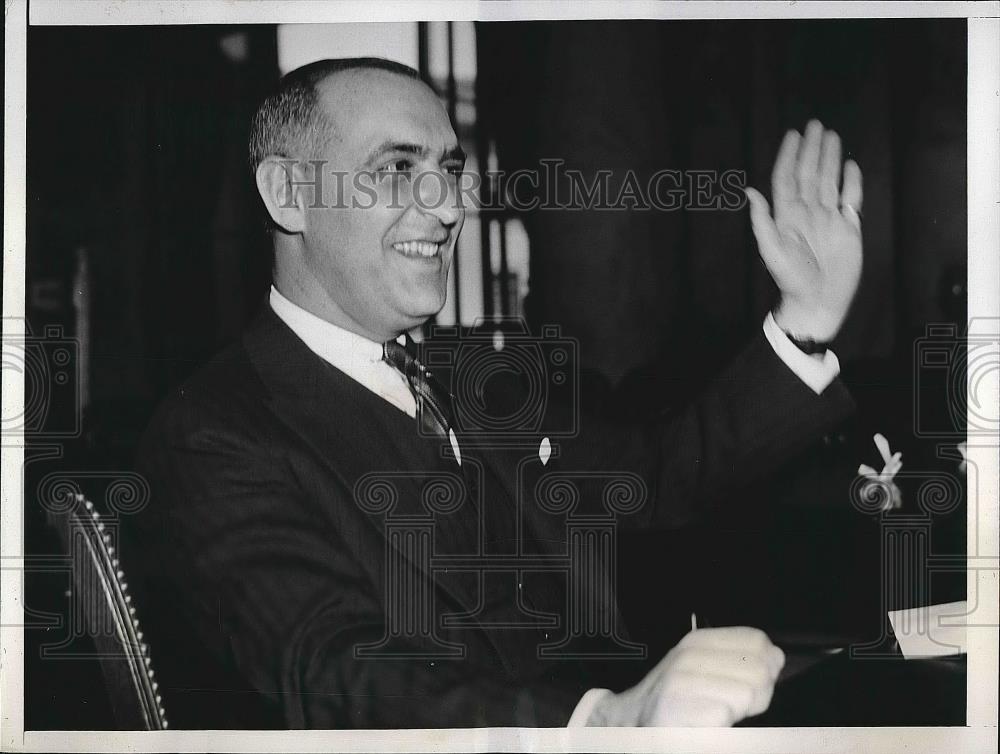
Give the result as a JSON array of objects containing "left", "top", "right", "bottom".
[{"left": 2, "top": 1, "right": 998, "bottom": 751}]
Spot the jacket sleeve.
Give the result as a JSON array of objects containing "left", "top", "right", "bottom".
[
  {"left": 131, "top": 395, "right": 585, "bottom": 729},
  {"left": 558, "top": 331, "right": 855, "bottom": 529}
]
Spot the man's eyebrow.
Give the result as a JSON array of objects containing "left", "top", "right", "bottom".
[{"left": 363, "top": 141, "right": 466, "bottom": 166}]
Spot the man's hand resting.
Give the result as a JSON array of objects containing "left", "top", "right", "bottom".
[
  {"left": 745, "top": 119, "right": 864, "bottom": 343},
  {"left": 586, "top": 627, "right": 785, "bottom": 726}
]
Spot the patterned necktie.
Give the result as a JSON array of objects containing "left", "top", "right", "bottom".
[{"left": 382, "top": 336, "right": 455, "bottom": 441}]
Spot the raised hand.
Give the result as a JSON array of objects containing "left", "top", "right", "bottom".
[
  {"left": 745, "top": 120, "right": 864, "bottom": 342},
  {"left": 587, "top": 626, "right": 785, "bottom": 726}
]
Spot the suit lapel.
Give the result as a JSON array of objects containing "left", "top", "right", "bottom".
[
  {"left": 242, "top": 306, "right": 374, "bottom": 488},
  {"left": 241, "top": 307, "right": 483, "bottom": 615}
]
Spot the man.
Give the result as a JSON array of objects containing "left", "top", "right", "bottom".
[{"left": 128, "top": 57, "right": 863, "bottom": 729}]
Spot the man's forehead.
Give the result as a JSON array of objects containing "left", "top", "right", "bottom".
[{"left": 315, "top": 68, "right": 455, "bottom": 152}]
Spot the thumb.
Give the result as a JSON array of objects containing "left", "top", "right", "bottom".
[{"left": 745, "top": 187, "right": 788, "bottom": 276}]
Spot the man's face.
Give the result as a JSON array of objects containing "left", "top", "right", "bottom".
[{"left": 297, "top": 69, "right": 465, "bottom": 341}]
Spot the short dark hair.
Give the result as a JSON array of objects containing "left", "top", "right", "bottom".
[{"left": 247, "top": 57, "right": 425, "bottom": 174}]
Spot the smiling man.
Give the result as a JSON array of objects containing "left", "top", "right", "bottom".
[
  {"left": 129, "top": 58, "right": 862, "bottom": 729},
  {"left": 253, "top": 60, "right": 466, "bottom": 343}
]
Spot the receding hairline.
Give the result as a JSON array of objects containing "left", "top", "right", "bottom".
[
  {"left": 315, "top": 63, "right": 431, "bottom": 92},
  {"left": 310, "top": 66, "right": 444, "bottom": 128},
  {"left": 248, "top": 57, "right": 433, "bottom": 171}
]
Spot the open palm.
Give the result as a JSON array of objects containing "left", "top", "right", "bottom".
[{"left": 746, "top": 120, "right": 864, "bottom": 342}]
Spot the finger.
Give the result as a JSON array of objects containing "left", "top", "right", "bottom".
[
  {"left": 771, "top": 130, "right": 801, "bottom": 206},
  {"left": 678, "top": 626, "right": 773, "bottom": 655},
  {"left": 744, "top": 188, "right": 788, "bottom": 274},
  {"left": 661, "top": 671, "right": 757, "bottom": 723},
  {"left": 678, "top": 657, "right": 779, "bottom": 716},
  {"left": 796, "top": 119, "right": 824, "bottom": 205},
  {"left": 817, "top": 130, "right": 842, "bottom": 209},
  {"left": 751, "top": 675, "right": 776, "bottom": 717},
  {"left": 672, "top": 647, "right": 773, "bottom": 688},
  {"left": 841, "top": 159, "right": 863, "bottom": 229}
]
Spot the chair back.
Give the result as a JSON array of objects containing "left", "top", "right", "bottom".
[{"left": 46, "top": 492, "right": 169, "bottom": 730}]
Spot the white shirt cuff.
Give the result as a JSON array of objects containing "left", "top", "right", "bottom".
[
  {"left": 762, "top": 312, "right": 841, "bottom": 395},
  {"left": 567, "top": 688, "right": 613, "bottom": 727}
]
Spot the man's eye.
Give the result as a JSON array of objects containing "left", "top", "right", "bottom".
[
  {"left": 445, "top": 164, "right": 465, "bottom": 177},
  {"left": 380, "top": 159, "right": 413, "bottom": 175}
]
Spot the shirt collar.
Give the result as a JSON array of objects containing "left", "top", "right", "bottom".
[{"left": 268, "top": 285, "right": 385, "bottom": 370}]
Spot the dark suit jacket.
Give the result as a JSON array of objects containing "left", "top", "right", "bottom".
[{"left": 126, "top": 306, "right": 854, "bottom": 729}]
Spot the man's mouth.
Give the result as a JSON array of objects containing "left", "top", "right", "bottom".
[{"left": 392, "top": 240, "right": 444, "bottom": 259}]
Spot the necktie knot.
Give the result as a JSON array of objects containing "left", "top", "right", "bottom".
[
  {"left": 382, "top": 336, "right": 454, "bottom": 440},
  {"left": 382, "top": 337, "right": 417, "bottom": 378}
]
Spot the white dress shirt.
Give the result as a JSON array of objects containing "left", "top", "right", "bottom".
[
  {"left": 270, "top": 286, "right": 417, "bottom": 416},
  {"left": 761, "top": 312, "right": 841, "bottom": 395},
  {"left": 269, "top": 285, "right": 840, "bottom": 727},
  {"left": 269, "top": 287, "right": 463, "bottom": 464}
]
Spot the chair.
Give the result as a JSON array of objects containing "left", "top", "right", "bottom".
[{"left": 45, "top": 492, "right": 169, "bottom": 730}]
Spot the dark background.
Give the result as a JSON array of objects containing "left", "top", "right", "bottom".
[{"left": 24, "top": 20, "right": 968, "bottom": 728}]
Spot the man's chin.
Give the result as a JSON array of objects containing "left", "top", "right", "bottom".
[{"left": 397, "top": 297, "right": 447, "bottom": 331}]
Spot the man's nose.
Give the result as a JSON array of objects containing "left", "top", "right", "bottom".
[{"left": 413, "top": 169, "right": 464, "bottom": 227}]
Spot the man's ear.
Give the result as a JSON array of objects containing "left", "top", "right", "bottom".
[{"left": 255, "top": 157, "right": 308, "bottom": 233}]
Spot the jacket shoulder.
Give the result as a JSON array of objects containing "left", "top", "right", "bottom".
[{"left": 139, "top": 340, "right": 269, "bottom": 454}]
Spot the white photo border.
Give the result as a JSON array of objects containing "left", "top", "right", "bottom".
[{"left": 4, "top": 2, "right": 997, "bottom": 752}]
